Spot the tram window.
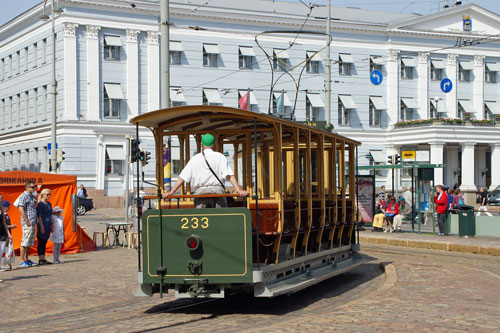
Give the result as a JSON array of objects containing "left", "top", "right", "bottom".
[{"left": 172, "top": 160, "right": 180, "bottom": 175}]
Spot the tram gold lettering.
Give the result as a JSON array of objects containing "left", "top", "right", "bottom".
[
  {"left": 201, "top": 217, "right": 209, "bottom": 229},
  {"left": 191, "top": 217, "right": 199, "bottom": 229},
  {"left": 181, "top": 217, "right": 189, "bottom": 229}
]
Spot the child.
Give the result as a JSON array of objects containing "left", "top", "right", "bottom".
[
  {"left": 1, "top": 200, "right": 16, "bottom": 271},
  {"left": 49, "top": 206, "right": 65, "bottom": 264}
]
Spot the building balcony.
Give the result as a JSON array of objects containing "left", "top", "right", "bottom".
[{"left": 394, "top": 118, "right": 498, "bottom": 129}]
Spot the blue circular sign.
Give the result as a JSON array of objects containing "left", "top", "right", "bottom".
[
  {"left": 441, "top": 78, "right": 453, "bottom": 93},
  {"left": 370, "top": 70, "right": 383, "bottom": 85}
]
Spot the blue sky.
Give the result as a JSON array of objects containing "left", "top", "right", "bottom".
[{"left": 1, "top": 0, "right": 499, "bottom": 26}]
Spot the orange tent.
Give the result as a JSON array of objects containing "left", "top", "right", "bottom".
[{"left": 0, "top": 171, "right": 96, "bottom": 255}]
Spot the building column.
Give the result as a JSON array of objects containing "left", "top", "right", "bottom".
[
  {"left": 417, "top": 52, "right": 429, "bottom": 119},
  {"left": 490, "top": 143, "right": 500, "bottom": 191},
  {"left": 96, "top": 135, "right": 105, "bottom": 190},
  {"left": 473, "top": 55, "right": 485, "bottom": 120},
  {"left": 63, "top": 23, "right": 79, "bottom": 121},
  {"left": 147, "top": 31, "right": 160, "bottom": 112},
  {"left": 446, "top": 54, "right": 458, "bottom": 118},
  {"left": 430, "top": 142, "right": 444, "bottom": 186},
  {"left": 126, "top": 29, "right": 140, "bottom": 120},
  {"left": 386, "top": 49, "right": 399, "bottom": 125},
  {"left": 460, "top": 142, "right": 476, "bottom": 191},
  {"left": 86, "top": 25, "right": 101, "bottom": 121}
]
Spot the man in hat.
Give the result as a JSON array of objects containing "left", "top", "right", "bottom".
[{"left": 163, "top": 133, "right": 247, "bottom": 208}]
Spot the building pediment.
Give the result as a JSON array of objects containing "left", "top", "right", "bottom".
[{"left": 390, "top": 3, "right": 500, "bottom": 36}]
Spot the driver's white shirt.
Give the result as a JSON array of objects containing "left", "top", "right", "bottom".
[{"left": 179, "top": 148, "right": 233, "bottom": 192}]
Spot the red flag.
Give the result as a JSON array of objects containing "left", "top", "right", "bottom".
[{"left": 239, "top": 92, "right": 249, "bottom": 110}]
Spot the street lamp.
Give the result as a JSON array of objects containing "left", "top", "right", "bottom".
[{"left": 41, "top": 0, "right": 63, "bottom": 173}]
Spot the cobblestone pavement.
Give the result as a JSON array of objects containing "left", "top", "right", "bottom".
[{"left": 1, "top": 209, "right": 499, "bottom": 332}]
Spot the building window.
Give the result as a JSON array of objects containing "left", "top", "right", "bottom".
[
  {"left": 105, "top": 145, "right": 124, "bottom": 176},
  {"left": 273, "top": 49, "right": 289, "bottom": 72},
  {"left": 484, "top": 102, "right": 500, "bottom": 121},
  {"left": 0, "top": 58, "right": 3, "bottom": 80},
  {"left": 103, "top": 83, "right": 124, "bottom": 118},
  {"left": 459, "top": 61, "right": 472, "bottom": 82},
  {"left": 429, "top": 100, "right": 438, "bottom": 119},
  {"left": 8, "top": 55, "right": 12, "bottom": 77},
  {"left": 400, "top": 99, "right": 415, "bottom": 121},
  {"left": 170, "top": 87, "right": 186, "bottom": 106},
  {"left": 369, "top": 100, "right": 381, "bottom": 127},
  {"left": 33, "top": 43, "right": 38, "bottom": 67},
  {"left": 485, "top": 63, "right": 498, "bottom": 83},
  {"left": 15, "top": 51, "right": 20, "bottom": 75},
  {"left": 306, "top": 51, "right": 321, "bottom": 73},
  {"left": 337, "top": 95, "right": 356, "bottom": 126},
  {"left": 169, "top": 41, "right": 183, "bottom": 65},
  {"left": 202, "top": 88, "right": 222, "bottom": 105},
  {"left": 431, "top": 64, "right": 442, "bottom": 80},
  {"left": 238, "top": 90, "right": 257, "bottom": 111},
  {"left": 104, "top": 35, "right": 121, "bottom": 61},
  {"left": 203, "top": 44, "right": 219, "bottom": 67},
  {"left": 23, "top": 47, "right": 28, "bottom": 72},
  {"left": 339, "top": 53, "right": 353, "bottom": 76},
  {"left": 305, "top": 93, "right": 324, "bottom": 121},
  {"left": 41, "top": 38, "right": 47, "bottom": 64},
  {"left": 272, "top": 92, "right": 291, "bottom": 115},
  {"left": 401, "top": 58, "right": 415, "bottom": 79},
  {"left": 239, "top": 46, "right": 255, "bottom": 69},
  {"left": 370, "top": 56, "right": 383, "bottom": 72}
]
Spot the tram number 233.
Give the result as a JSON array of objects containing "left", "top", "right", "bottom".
[{"left": 181, "top": 217, "right": 209, "bottom": 229}]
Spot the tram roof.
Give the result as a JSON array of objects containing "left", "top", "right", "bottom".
[{"left": 130, "top": 105, "right": 360, "bottom": 145}]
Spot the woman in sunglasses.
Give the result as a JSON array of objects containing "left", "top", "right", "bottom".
[{"left": 36, "top": 189, "right": 53, "bottom": 265}]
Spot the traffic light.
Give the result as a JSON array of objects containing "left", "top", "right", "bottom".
[
  {"left": 394, "top": 154, "right": 401, "bottom": 165},
  {"left": 56, "top": 149, "right": 65, "bottom": 163},
  {"left": 387, "top": 154, "right": 394, "bottom": 164},
  {"left": 130, "top": 139, "right": 139, "bottom": 163},
  {"left": 139, "top": 150, "right": 151, "bottom": 166}
]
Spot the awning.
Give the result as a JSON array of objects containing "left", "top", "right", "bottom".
[
  {"left": 401, "top": 58, "right": 416, "bottom": 67},
  {"left": 485, "top": 101, "right": 500, "bottom": 115},
  {"left": 274, "top": 49, "right": 289, "bottom": 59},
  {"left": 431, "top": 59, "right": 446, "bottom": 69},
  {"left": 371, "top": 56, "right": 384, "bottom": 65},
  {"left": 339, "top": 53, "right": 354, "bottom": 63},
  {"left": 306, "top": 94, "right": 324, "bottom": 108},
  {"left": 203, "top": 44, "right": 220, "bottom": 54},
  {"left": 369, "top": 150, "right": 386, "bottom": 164},
  {"left": 273, "top": 92, "right": 292, "bottom": 106},
  {"left": 459, "top": 61, "right": 473, "bottom": 70},
  {"left": 370, "top": 96, "right": 387, "bottom": 110},
  {"left": 238, "top": 90, "right": 258, "bottom": 105},
  {"left": 106, "top": 146, "right": 125, "bottom": 160},
  {"left": 104, "top": 83, "right": 125, "bottom": 99},
  {"left": 339, "top": 95, "right": 357, "bottom": 109},
  {"left": 239, "top": 46, "right": 255, "bottom": 57},
  {"left": 485, "top": 62, "right": 500, "bottom": 71},
  {"left": 170, "top": 41, "right": 183, "bottom": 52},
  {"left": 170, "top": 88, "right": 186, "bottom": 103},
  {"left": 203, "top": 88, "right": 222, "bottom": 104},
  {"left": 401, "top": 97, "right": 418, "bottom": 109},
  {"left": 458, "top": 100, "right": 474, "bottom": 113},
  {"left": 104, "top": 35, "right": 121, "bottom": 46},
  {"left": 307, "top": 51, "right": 322, "bottom": 62},
  {"left": 430, "top": 99, "right": 447, "bottom": 112}
]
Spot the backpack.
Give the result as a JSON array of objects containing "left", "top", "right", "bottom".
[{"left": 458, "top": 196, "right": 464, "bottom": 206}]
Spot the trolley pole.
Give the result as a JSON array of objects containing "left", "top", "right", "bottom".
[
  {"left": 161, "top": 0, "right": 170, "bottom": 109},
  {"left": 325, "top": 0, "right": 331, "bottom": 127}
]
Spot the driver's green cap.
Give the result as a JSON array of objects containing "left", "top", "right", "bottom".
[{"left": 202, "top": 133, "right": 215, "bottom": 146}]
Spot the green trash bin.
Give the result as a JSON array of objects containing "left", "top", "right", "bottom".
[{"left": 458, "top": 205, "right": 475, "bottom": 237}]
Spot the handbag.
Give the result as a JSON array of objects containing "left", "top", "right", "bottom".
[
  {"left": 4, "top": 241, "right": 15, "bottom": 265},
  {"left": 201, "top": 150, "right": 235, "bottom": 206}
]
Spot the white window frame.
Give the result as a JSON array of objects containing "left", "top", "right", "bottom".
[
  {"left": 339, "top": 54, "right": 352, "bottom": 76},
  {"left": 103, "top": 86, "right": 121, "bottom": 118},
  {"left": 202, "top": 88, "right": 222, "bottom": 106},
  {"left": 401, "top": 60, "right": 414, "bottom": 79},
  {"left": 485, "top": 65, "right": 497, "bottom": 83},
  {"left": 430, "top": 64, "right": 443, "bottom": 81},
  {"left": 338, "top": 98, "right": 350, "bottom": 126},
  {"left": 369, "top": 100, "right": 381, "bottom": 127},
  {"left": 203, "top": 44, "right": 218, "bottom": 68},
  {"left": 170, "top": 51, "right": 181, "bottom": 65},
  {"left": 15, "top": 51, "right": 20, "bottom": 75},
  {"left": 305, "top": 98, "right": 320, "bottom": 121},
  {"left": 273, "top": 49, "right": 289, "bottom": 72},
  {"left": 105, "top": 145, "right": 125, "bottom": 177},
  {"left": 370, "top": 56, "right": 383, "bottom": 72},
  {"left": 239, "top": 47, "right": 254, "bottom": 69},
  {"left": 429, "top": 100, "right": 438, "bottom": 119},
  {"left": 459, "top": 66, "right": 471, "bottom": 82},
  {"left": 104, "top": 35, "right": 121, "bottom": 61},
  {"left": 400, "top": 100, "right": 414, "bottom": 121},
  {"left": 41, "top": 38, "right": 47, "bottom": 64},
  {"left": 33, "top": 43, "right": 38, "bottom": 68}
]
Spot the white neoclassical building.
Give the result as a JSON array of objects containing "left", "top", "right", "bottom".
[{"left": 0, "top": 0, "right": 499, "bottom": 206}]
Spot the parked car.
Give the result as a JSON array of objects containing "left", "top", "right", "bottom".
[
  {"left": 77, "top": 196, "right": 94, "bottom": 215},
  {"left": 487, "top": 186, "right": 500, "bottom": 206}
]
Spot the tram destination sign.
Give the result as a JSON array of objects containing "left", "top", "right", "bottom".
[{"left": 297, "top": 120, "right": 329, "bottom": 130}]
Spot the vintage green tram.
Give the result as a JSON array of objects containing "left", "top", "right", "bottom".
[{"left": 131, "top": 105, "right": 363, "bottom": 298}]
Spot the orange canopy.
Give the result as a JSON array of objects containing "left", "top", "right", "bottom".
[{"left": 0, "top": 171, "right": 96, "bottom": 255}]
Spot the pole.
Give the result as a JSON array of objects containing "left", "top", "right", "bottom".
[
  {"left": 136, "top": 124, "right": 141, "bottom": 272},
  {"left": 161, "top": 0, "right": 170, "bottom": 108},
  {"left": 254, "top": 118, "right": 260, "bottom": 269},
  {"left": 50, "top": 0, "right": 57, "bottom": 173},
  {"left": 325, "top": 0, "right": 331, "bottom": 126}
]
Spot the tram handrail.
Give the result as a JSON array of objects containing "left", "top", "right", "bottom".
[{"left": 144, "top": 193, "right": 250, "bottom": 200}]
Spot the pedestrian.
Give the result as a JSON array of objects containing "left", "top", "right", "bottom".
[
  {"left": 372, "top": 197, "right": 386, "bottom": 232},
  {"left": 1, "top": 200, "right": 16, "bottom": 271},
  {"left": 377, "top": 185, "right": 386, "bottom": 202},
  {"left": 433, "top": 185, "right": 448, "bottom": 236},
  {"left": 77, "top": 184, "right": 88, "bottom": 198},
  {"left": 162, "top": 133, "right": 247, "bottom": 207},
  {"left": 402, "top": 187, "right": 412, "bottom": 207},
  {"left": 384, "top": 196, "right": 399, "bottom": 233},
  {"left": 18, "top": 182, "right": 39, "bottom": 267},
  {"left": 49, "top": 206, "right": 65, "bottom": 264},
  {"left": 393, "top": 197, "right": 411, "bottom": 232},
  {"left": 447, "top": 188, "right": 454, "bottom": 211},
  {"left": 0, "top": 195, "right": 14, "bottom": 277},
  {"left": 452, "top": 189, "right": 464, "bottom": 209},
  {"left": 476, "top": 187, "right": 492, "bottom": 216},
  {"left": 36, "top": 188, "right": 53, "bottom": 265}
]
